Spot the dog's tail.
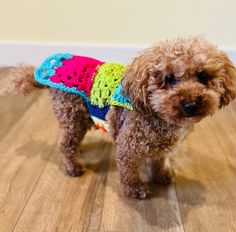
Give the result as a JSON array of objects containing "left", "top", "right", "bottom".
[{"left": 7, "top": 65, "right": 46, "bottom": 95}]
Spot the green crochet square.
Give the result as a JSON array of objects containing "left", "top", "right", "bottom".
[{"left": 90, "top": 62, "right": 126, "bottom": 107}]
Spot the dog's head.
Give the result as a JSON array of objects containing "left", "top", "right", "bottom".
[{"left": 123, "top": 37, "right": 236, "bottom": 127}]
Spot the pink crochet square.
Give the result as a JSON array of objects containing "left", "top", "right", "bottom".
[{"left": 50, "top": 56, "right": 104, "bottom": 96}]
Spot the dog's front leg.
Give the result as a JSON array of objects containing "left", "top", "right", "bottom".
[
  {"left": 109, "top": 110, "right": 152, "bottom": 199},
  {"left": 116, "top": 144, "right": 150, "bottom": 199}
]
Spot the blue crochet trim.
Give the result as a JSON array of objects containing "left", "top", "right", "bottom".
[
  {"left": 87, "top": 102, "right": 110, "bottom": 120},
  {"left": 34, "top": 53, "right": 89, "bottom": 100},
  {"left": 112, "top": 83, "right": 131, "bottom": 104}
]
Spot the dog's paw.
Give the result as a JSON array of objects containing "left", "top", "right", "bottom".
[
  {"left": 123, "top": 182, "right": 151, "bottom": 199},
  {"left": 152, "top": 169, "right": 175, "bottom": 185},
  {"left": 65, "top": 163, "right": 86, "bottom": 177}
]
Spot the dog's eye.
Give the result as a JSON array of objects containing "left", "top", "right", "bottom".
[
  {"left": 196, "top": 71, "right": 211, "bottom": 85},
  {"left": 165, "top": 74, "right": 178, "bottom": 86}
]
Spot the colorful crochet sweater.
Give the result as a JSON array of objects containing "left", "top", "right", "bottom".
[{"left": 34, "top": 53, "right": 133, "bottom": 132}]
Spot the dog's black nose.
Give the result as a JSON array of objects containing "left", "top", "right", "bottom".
[{"left": 181, "top": 100, "right": 200, "bottom": 117}]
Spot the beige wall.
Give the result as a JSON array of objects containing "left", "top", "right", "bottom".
[{"left": 0, "top": 0, "right": 236, "bottom": 46}]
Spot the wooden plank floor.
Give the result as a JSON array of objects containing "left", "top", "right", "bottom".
[{"left": 1, "top": 68, "right": 236, "bottom": 232}]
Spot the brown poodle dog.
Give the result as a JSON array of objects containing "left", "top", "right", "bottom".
[{"left": 7, "top": 37, "right": 236, "bottom": 199}]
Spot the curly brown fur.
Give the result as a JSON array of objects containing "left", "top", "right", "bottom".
[
  {"left": 106, "top": 110, "right": 182, "bottom": 198},
  {"left": 7, "top": 65, "right": 46, "bottom": 95},
  {"left": 107, "top": 107, "right": 127, "bottom": 140},
  {"left": 123, "top": 37, "right": 236, "bottom": 125},
  {"left": 7, "top": 37, "right": 236, "bottom": 199}
]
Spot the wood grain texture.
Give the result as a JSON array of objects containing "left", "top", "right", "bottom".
[
  {"left": 1, "top": 68, "right": 236, "bottom": 232},
  {"left": 0, "top": 93, "right": 59, "bottom": 232},
  {"left": 13, "top": 131, "right": 112, "bottom": 232},
  {"left": 0, "top": 67, "right": 10, "bottom": 92},
  {"left": 0, "top": 91, "right": 40, "bottom": 142},
  {"left": 0, "top": 68, "right": 41, "bottom": 141},
  {"left": 100, "top": 154, "right": 184, "bottom": 232},
  {"left": 174, "top": 106, "right": 236, "bottom": 232}
]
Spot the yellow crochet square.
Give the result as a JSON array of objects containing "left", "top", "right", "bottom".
[{"left": 90, "top": 62, "right": 125, "bottom": 107}]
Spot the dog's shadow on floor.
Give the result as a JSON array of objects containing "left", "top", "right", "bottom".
[
  {"left": 16, "top": 138, "right": 207, "bottom": 230},
  {"left": 111, "top": 174, "right": 206, "bottom": 230},
  {"left": 16, "top": 139, "right": 55, "bottom": 162},
  {"left": 15, "top": 136, "right": 113, "bottom": 174},
  {"left": 80, "top": 139, "right": 113, "bottom": 174}
]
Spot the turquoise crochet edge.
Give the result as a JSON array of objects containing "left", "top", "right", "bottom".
[
  {"left": 110, "top": 83, "right": 133, "bottom": 110},
  {"left": 34, "top": 53, "right": 89, "bottom": 101}
]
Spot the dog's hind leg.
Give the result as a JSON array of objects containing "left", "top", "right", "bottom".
[{"left": 49, "top": 89, "right": 93, "bottom": 176}]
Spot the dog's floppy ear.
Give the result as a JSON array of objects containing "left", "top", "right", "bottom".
[
  {"left": 219, "top": 53, "right": 236, "bottom": 108},
  {"left": 122, "top": 53, "right": 152, "bottom": 112}
]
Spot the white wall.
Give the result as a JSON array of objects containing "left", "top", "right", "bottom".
[{"left": 0, "top": 0, "right": 236, "bottom": 47}]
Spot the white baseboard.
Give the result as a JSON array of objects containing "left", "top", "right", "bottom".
[
  {"left": 0, "top": 42, "right": 235, "bottom": 66},
  {"left": 0, "top": 42, "right": 145, "bottom": 66}
]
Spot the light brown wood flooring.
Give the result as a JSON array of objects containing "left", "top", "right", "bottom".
[{"left": 1, "top": 68, "right": 236, "bottom": 232}]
